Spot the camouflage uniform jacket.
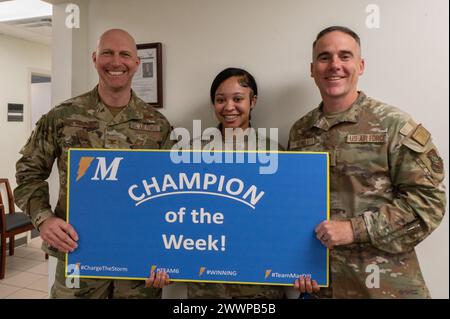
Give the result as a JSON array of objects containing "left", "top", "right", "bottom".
[
  {"left": 186, "top": 125, "right": 286, "bottom": 299},
  {"left": 288, "top": 92, "right": 446, "bottom": 298},
  {"left": 14, "top": 86, "right": 172, "bottom": 260}
]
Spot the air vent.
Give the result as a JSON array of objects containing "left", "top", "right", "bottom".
[{"left": 7, "top": 103, "right": 24, "bottom": 122}]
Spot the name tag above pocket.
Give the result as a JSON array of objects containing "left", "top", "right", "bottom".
[
  {"left": 290, "top": 137, "right": 318, "bottom": 148},
  {"left": 346, "top": 134, "right": 386, "bottom": 144},
  {"left": 64, "top": 119, "right": 99, "bottom": 129},
  {"left": 130, "top": 122, "right": 161, "bottom": 132}
]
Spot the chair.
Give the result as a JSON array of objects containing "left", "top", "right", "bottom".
[{"left": 0, "top": 178, "right": 36, "bottom": 279}]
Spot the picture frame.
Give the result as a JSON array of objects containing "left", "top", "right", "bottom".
[{"left": 131, "top": 42, "right": 163, "bottom": 108}]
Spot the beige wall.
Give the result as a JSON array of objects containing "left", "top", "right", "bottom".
[
  {"left": 0, "top": 34, "right": 51, "bottom": 199},
  {"left": 51, "top": 0, "right": 448, "bottom": 298}
]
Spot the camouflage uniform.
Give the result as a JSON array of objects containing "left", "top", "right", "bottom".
[
  {"left": 186, "top": 126, "right": 286, "bottom": 299},
  {"left": 288, "top": 92, "right": 446, "bottom": 298},
  {"left": 14, "top": 86, "right": 172, "bottom": 298}
]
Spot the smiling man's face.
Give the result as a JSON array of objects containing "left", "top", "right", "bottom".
[
  {"left": 311, "top": 30, "right": 365, "bottom": 110},
  {"left": 92, "top": 29, "right": 140, "bottom": 93}
]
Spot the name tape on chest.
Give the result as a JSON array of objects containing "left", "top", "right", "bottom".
[
  {"left": 289, "top": 137, "right": 318, "bottom": 148},
  {"left": 346, "top": 134, "right": 386, "bottom": 144},
  {"left": 64, "top": 119, "right": 99, "bottom": 129},
  {"left": 129, "top": 122, "right": 161, "bottom": 132}
]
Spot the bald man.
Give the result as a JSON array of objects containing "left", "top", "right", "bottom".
[{"left": 14, "top": 29, "right": 172, "bottom": 298}]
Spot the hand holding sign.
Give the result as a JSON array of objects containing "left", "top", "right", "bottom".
[
  {"left": 39, "top": 216, "right": 79, "bottom": 253},
  {"left": 315, "top": 220, "right": 354, "bottom": 249},
  {"left": 145, "top": 269, "right": 171, "bottom": 288}
]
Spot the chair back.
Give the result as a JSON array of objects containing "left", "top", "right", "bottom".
[
  {"left": 0, "top": 178, "right": 39, "bottom": 280},
  {"left": 0, "top": 203, "right": 5, "bottom": 232},
  {"left": 0, "top": 179, "right": 15, "bottom": 215}
]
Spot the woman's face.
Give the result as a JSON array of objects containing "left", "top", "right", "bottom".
[{"left": 213, "top": 76, "right": 256, "bottom": 131}]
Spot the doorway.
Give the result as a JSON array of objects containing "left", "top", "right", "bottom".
[{"left": 30, "top": 74, "right": 51, "bottom": 129}]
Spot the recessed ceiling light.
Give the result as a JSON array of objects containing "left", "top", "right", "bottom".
[{"left": 0, "top": 0, "right": 52, "bottom": 22}]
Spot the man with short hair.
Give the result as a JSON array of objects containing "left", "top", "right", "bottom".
[
  {"left": 14, "top": 29, "right": 171, "bottom": 298},
  {"left": 289, "top": 26, "right": 446, "bottom": 298}
]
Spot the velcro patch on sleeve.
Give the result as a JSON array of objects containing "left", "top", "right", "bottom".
[
  {"left": 400, "top": 121, "right": 414, "bottom": 136},
  {"left": 411, "top": 124, "right": 430, "bottom": 146}
]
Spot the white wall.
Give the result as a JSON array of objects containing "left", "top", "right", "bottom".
[
  {"left": 31, "top": 82, "right": 52, "bottom": 128},
  {"left": 0, "top": 34, "right": 51, "bottom": 205},
  {"left": 51, "top": 0, "right": 448, "bottom": 298}
]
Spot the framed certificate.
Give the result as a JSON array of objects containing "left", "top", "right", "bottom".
[{"left": 131, "top": 42, "right": 163, "bottom": 108}]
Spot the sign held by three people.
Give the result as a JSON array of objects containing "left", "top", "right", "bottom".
[{"left": 66, "top": 149, "right": 329, "bottom": 286}]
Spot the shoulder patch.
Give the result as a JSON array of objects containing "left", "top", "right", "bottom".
[
  {"left": 427, "top": 149, "right": 444, "bottom": 174},
  {"left": 399, "top": 122, "right": 414, "bottom": 136},
  {"left": 411, "top": 124, "right": 431, "bottom": 146}
]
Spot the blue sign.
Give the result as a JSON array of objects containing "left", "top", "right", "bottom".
[{"left": 67, "top": 149, "right": 329, "bottom": 286}]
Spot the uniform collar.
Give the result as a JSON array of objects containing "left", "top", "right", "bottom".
[
  {"left": 310, "top": 91, "right": 366, "bottom": 131},
  {"left": 217, "top": 123, "right": 256, "bottom": 141},
  {"left": 92, "top": 86, "right": 147, "bottom": 124}
]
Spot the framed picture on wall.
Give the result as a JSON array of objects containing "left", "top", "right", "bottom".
[{"left": 131, "top": 42, "right": 163, "bottom": 108}]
